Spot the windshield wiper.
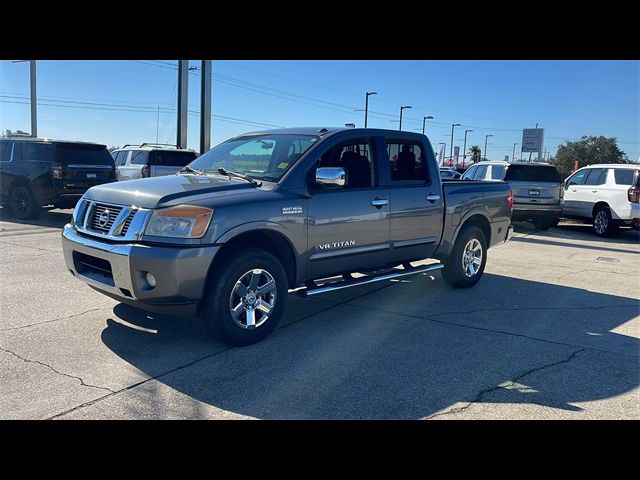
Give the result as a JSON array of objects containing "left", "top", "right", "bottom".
[
  {"left": 217, "top": 167, "right": 262, "bottom": 187},
  {"left": 178, "top": 165, "right": 205, "bottom": 175}
]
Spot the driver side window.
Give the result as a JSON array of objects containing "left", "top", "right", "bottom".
[{"left": 567, "top": 169, "right": 588, "bottom": 186}]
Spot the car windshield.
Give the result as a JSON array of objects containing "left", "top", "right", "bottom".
[{"left": 188, "top": 134, "right": 319, "bottom": 182}]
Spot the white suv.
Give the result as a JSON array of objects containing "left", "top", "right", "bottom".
[{"left": 562, "top": 164, "right": 640, "bottom": 236}]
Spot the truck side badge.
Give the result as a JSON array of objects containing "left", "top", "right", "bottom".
[{"left": 282, "top": 206, "right": 303, "bottom": 215}]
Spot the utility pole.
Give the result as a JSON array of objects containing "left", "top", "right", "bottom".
[
  {"left": 463, "top": 129, "right": 473, "bottom": 166},
  {"left": 513, "top": 143, "right": 518, "bottom": 162},
  {"left": 30, "top": 61, "right": 37, "bottom": 137},
  {"left": 364, "top": 91, "right": 377, "bottom": 128},
  {"left": 177, "top": 60, "right": 189, "bottom": 149},
  {"left": 156, "top": 106, "right": 160, "bottom": 144},
  {"left": 200, "top": 60, "right": 212, "bottom": 154},
  {"left": 450, "top": 123, "right": 461, "bottom": 165},
  {"left": 399, "top": 105, "right": 412, "bottom": 131}
]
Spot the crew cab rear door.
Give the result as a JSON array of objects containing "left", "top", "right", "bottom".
[
  {"left": 382, "top": 136, "right": 444, "bottom": 263},
  {"left": 306, "top": 136, "right": 390, "bottom": 279}
]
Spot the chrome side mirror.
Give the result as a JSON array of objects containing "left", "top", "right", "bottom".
[{"left": 316, "top": 167, "right": 346, "bottom": 188}]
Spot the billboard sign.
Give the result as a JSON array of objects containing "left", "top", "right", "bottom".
[{"left": 522, "top": 128, "right": 544, "bottom": 153}]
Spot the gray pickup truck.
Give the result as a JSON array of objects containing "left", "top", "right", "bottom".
[{"left": 62, "top": 128, "right": 513, "bottom": 345}]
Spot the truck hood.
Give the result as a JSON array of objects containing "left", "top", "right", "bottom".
[{"left": 83, "top": 174, "right": 256, "bottom": 209}]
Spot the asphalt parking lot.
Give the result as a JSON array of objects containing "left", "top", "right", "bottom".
[{"left": 0, "top": 208, "right": 638, "bottom": 419}]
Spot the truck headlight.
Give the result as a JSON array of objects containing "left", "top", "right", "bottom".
[{"left": 145, "top": 205, "right": 213, "bottom": 238}]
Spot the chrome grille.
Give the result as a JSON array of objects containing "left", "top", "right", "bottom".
[
  {"left": 90, "top": 204, "right": 124, "bottom": 233},
  {"left": 121, "top": 212, "right": 135, "bottom": 236}
]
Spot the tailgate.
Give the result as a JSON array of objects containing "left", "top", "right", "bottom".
[{"left": 509, "top": 180, "right": 561, "bottom": 205}]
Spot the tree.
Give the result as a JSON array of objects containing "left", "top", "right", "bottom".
[
  {"left": 549, "top": 136, "right": 628, "bottom": 179},
  {"left": 3, "top": 129, "right": 30, "bottom": 137},
  {"left": 468, "top": 145, "right": 481, "bottom": 163}
]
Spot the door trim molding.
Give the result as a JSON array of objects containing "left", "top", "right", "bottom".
[{"left": 392, "top": 236, "right": 437, "bottom": 249}]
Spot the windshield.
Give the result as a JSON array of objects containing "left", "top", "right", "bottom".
[{"left": 188, "top": 134, "right": 319, "bottom": 181}]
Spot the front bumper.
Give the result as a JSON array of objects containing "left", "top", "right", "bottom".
[{"left": 62, "top": 224, "right": 219, "bottom": 316}]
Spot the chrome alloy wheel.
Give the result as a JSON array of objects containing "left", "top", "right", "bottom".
[
  {"left": 229, "top": 269, "right": 277, "bottom": 329},
  {"left": 461, "top": 238, "right": 483, "bottom": 278},
  {"left": 594, "top": 210, "right": 608, "bottom": 235}
]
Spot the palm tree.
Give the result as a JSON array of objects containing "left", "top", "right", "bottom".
[{"left": 469, "top": 145, "right": 481, "bottom": 163}]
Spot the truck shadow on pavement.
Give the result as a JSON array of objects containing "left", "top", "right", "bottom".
[
  {"left": 100, "top": 272, "right": 639, "bottom": 419},
  {"left": 0, "top": 207, "right": 72, "bottom": 230}
]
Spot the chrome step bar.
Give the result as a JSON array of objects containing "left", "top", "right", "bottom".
[{"left": 299, "top": 263, "right": 444, "bottom": 297}]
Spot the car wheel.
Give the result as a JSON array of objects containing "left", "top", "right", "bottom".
[
  {"left": 200, "top": 248, "right": 288, "bottom": 346},
  {"left": 10, "top": 185, "right": 39, "bottom": 220},
  {"left": 593, "top": 207, "right": 617, "bottom": 237},
  {"left": 532, "top": 217, "right": 557, "bottom": 230},
  {"left": 441, "top": 225, "right": 487, "bottom": 288}
]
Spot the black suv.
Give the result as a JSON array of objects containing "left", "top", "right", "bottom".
[{"left": 0, "top": 137, "right": 116, "bottom": 219}]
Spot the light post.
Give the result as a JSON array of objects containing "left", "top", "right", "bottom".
[
  {"left": 364, "top": 91, "right": 377, "bottom": 128},
  {"left": 422, "top": 115, "right": 434, "bottom": 135},
  {"left": 399, "top": 105, "right": 412, "bottom": 131},
  {"left": 462, "top": 129, "right": 473, "bottom": 167},
  {"left": 450, "top": 123, "right": 461, "bottom": 166},
  {"left": 484, "top": 134, "right": 493, "bottom": 161},
  {"left": 513, "top": 143, "right": 518, "bottom": 162}
]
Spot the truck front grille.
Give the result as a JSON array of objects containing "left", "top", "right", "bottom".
[
  {"left": 74, "top": 199, "right": 150, "bottom": 241},
  {"left": 86, "top": 203, "right": 136, "bottom": 236}
]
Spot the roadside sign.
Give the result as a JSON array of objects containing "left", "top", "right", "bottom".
[{"left": 522, "top": 128, "right": 544, "bottom": 153}]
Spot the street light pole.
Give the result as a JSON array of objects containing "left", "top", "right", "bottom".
[
  {"left": 399, "top": 105, "right": 412, "bottom": 131},
  {"left": 422, "top": 115, "right": 434, "bottom": 135},
  {"left": 450, "top": 123, "right": 461, "bottom": 166},
  {"left": 364, "top": 91, "right": 377, "bottom": 128},
  {"left": 462, "top": 129, "right": 473, "bottom": 167},
  {"left": 29, "top": 61, "right": 37, "bottom": 137},
  {"left": 513, "top": 143, "right": 518, "bottom": 162},
  {"left": 484, "top": 134, "right": 493, "bottom": 161}
]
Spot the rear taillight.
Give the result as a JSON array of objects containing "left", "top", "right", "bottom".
[
  {"left": 51, "top": 161, "right": 64, "bottom": 179},
  {"left": 507, "top": 190, "right": 513, "bottom": 215},
  {"left": 110, "top": 167, "right": 117, "bottom": 179},
  {"left": 560, "top": 182, "right": 565, "bottom": 199},
  {"left": 141, "top": 165, "right": 151, "bottom": 178},
  {"left": 628, "top": 187, "right": 640, "bottom": 203}
]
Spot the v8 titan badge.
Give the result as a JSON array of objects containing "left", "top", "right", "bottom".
[{"left": 282, "top": 206, "right": 303, "bottom": 215}]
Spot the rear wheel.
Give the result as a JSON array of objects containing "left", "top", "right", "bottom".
[
  {"left": 441, "top": 225, "right": 487, "bottom": 288},
  {"left": 200, "top": 248, "right": 288, "bottom": 346},
  {"left": 593, "top": 207, "right": 618, "bottom": 237},
  {"left": 10, "top": 185, "right": 39, "bottom": 220}
]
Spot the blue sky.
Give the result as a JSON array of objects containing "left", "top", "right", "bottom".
[{"left": 1, "top": 60, "right": 638, "bottom": 161}]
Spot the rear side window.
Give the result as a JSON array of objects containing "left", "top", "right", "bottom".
[
  {"left": 149, "top": 150, "right": 197, "bottom": 167},
  {"left": 20, "top": 142, "right": 56, "bottom": 162},
  {"left": 130, "top": 150, "right": 149, "bottom": 165},
  {"left": 56, "top": 143, "right": 113, "bottom": 165},
  {"left": 504, "top": 165, "right": 561, "bottom": 182},
  {"left": 386, "top": 140, "right": 428, "bottom": 183},
  {"left": 491, "top": 165, "right": 505, "bottom": 180},
  {"left": 0, "top": 142, "right": 12, "bottom": 162},
  {"left": 613, "top": 169, "right": 637, "bottom": 186},
  {"left": 584, "top": 168, "right": 607, "bottom": 186},
  {"left": 473, "top": 165, "right": 488, "bottom": 180}
]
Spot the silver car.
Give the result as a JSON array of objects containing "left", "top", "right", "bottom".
[{"left": 112, "top": 144, "right": 197, "bottom": 181}]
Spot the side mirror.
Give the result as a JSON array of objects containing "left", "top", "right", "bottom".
[{"left": 316, "top": 167, "right": 346, "bottom": 188}]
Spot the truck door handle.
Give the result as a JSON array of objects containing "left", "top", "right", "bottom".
[
  {"left": 426, "top": 194, "right": 440, "bottom": 203},
  {"left": 371, "top": 198, "right": 388, "bottom": 208},
  {"left": 591, "top": 190, "right": 598, "bottom": 193}
]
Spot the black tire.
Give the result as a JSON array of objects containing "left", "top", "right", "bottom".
[
  {"left": 532, "top": 217, "right": 557, "bottom": 230},
  {"left": 200, "top": 248, "right": 288, "bottom": 346},
  {"left": 592, "top": 207, "right": 618, "bottom": 237},
  {"left": 10, "top": 185, "right": 39, "bottom": 220},
  {"left": 441, "top": 225, "right": 487, "bottom": 288}
]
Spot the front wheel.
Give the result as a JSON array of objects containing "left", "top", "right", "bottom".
[
  {"left": 200, "top": 248, "right": 288, "bottom": 346},
  {"left": 441, "top": 225, "right": 487, "bottom": 288}
]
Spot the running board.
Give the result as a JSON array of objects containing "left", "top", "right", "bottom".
[{"left": 299, "top": 263, "right": 444, "bottom": 297}]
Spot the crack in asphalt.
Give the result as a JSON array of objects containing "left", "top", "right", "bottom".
[
  {"left": 425, "top": 348, "right": 587, "bottom": 419},
  {"left": 48, "top": 282, "right": 398, "bottom": 419},
  {"left": 0, "top": 345, "right": 115, "bottom": 394},
  {"left": 0, "top": 239, "right": 59, "bottom": 253},
  {"left": 429, "top": 304, "right": 637, "bottom": 317},
  {"left": 0, "top": 307, "right": 114, "bottom": 332}
]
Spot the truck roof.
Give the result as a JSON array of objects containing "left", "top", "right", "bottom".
[{"left": 236, "top": 127, "right": 429, "bottom": 139}]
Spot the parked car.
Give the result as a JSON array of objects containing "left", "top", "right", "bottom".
[
  {"left": 562, "top": 164, "right": 640, "bottom": 236},
  {"left": 111, "top": 143, "right": 198, "bottom": 181},
  {"left": 0, "top": 137, "right": 116, "bottom": 219},
  {"left": 62, "top": 127, "right": 513, "bottom": 346},
  {"left": 462, "top": 161, "right": 563, "bottom": 230},
  {"left": 439, "top": 168, "right": 461, "bottom": 179}
]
